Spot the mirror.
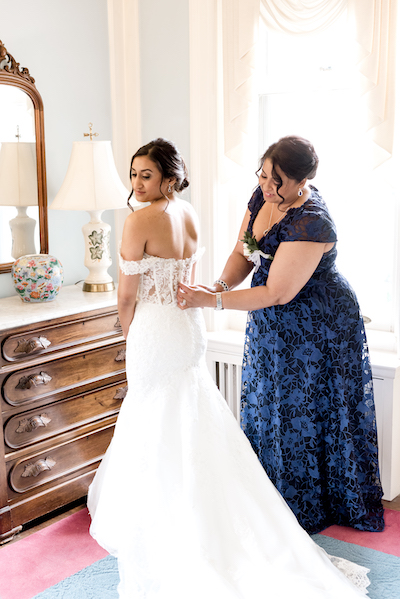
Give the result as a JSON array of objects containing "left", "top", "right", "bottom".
[{"left": 0, "top": 40, "right": 48, "bottom": 274}]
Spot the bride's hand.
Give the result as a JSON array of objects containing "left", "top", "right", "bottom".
[{"left": 177, "top": 283, "right": 216, "bottom": 310}]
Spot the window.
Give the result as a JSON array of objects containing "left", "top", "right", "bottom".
[{"left": 257, "top": 14, "right": 398, "bottom": 333}]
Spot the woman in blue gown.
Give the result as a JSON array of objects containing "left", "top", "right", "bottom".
[{"left": 178, "top": 135, "right": 384, "bottom": 534}]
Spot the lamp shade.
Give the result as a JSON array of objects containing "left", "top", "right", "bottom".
[
  {"left": 50, "top": 141, "right": 129, "bottom": 211},
  {"left": 0, "top": 142, "right": 38, "bottom": 207}
]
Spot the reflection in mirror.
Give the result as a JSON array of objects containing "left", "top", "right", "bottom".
[
  {"left": 0, "top": 40, "right": 48, "bottom": 275},
  {"left": 0, "top": 86, "right": 39, "bottom": 262}
]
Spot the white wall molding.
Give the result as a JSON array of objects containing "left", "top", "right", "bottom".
[{"left": 189, "top": 0, "right": 221, "bottom": 331}]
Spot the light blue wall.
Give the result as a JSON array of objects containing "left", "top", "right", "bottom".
[
  {"left": 0, "top": 0, "right": 191, "bottom": 300},
  {"left": 138, "top": 0, "right": 191, "bottom": 186},
  {"left": 0, "top": 0, "right": 113, "bottom": 299}
]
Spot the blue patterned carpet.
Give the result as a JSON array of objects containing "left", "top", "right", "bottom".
[
  {"left": 314, "top": 535, "right": 400, "bottom": 599},
  {"left": 32, "top": 555, "right": 119, "bottom": 599},
  {"left": 32, "top": 536, "right": 400, "bottom": 599}
]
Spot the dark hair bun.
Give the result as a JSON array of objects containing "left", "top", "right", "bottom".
[
  {"left": 261, "top": 135, "right": 319, "bottom": 181},
  {"left": 178, "top": 177, "right": 190, "bottom": 192},
  {"left": 130, "top": 138, "right": 190, "bottom": 193}
]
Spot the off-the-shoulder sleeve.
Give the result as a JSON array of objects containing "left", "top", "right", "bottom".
[
  {"left": 280, "top": 202, "right": 337, "bottom": 244},
  {"left": 119, "top": 253, "right": 152, "bottom": 275},
  {"left": 119, "top": 246, "right": 206, "bottom": 275}
]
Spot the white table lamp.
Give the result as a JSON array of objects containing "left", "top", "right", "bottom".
[
  {"left": 0, "top": 142, "right": 38, "bottom": 259},
  {"left": 50, "top": 136, "right": 129, "bottom": 292}
]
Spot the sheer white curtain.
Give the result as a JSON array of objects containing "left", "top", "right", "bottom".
[
  {"left": 223, "top": 0, "right": 397, "bottom": 168},
  {"left": 262, "top": 0, "right": 398, "bottom": 166},
  {"left": 107, "top": 0, "right": 142, "bottom": 250},
  {"left": 260, "top": 0, "right": 347, "bottom": 33},
  {"left": 221, "top": 0, "right": 260, "bottom": 166},
  {"left": 348, "top": 0, "right": 398, "bottom": 165}
]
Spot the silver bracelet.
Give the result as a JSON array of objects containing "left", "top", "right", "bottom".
[
  {"left": 214, "top": 279, "right": 229, "bottom": 292},
  {"left": 215, "top": 292, "right": 224, "bottom": 311}
]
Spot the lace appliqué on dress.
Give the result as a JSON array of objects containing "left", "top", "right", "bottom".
[
  {"left": 327, "top": 552, "right": 370, "bottom": 595},
  {"left": 119, "top": 248, "right": 205, "bottom": 306}
]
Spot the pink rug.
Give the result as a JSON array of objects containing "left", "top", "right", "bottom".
[
  {"left": 0, "top": 508, "right": 106, "bottom": 599},
  {"left": 0, "top": 507, "right": 399, "bottom": 599},
  {"left": 321, "top": 509, "right": 400, "bottom": 557}
]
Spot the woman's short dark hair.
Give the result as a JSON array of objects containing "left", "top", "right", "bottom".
[
  {"left": 127, "top": 138, "right": 189, "bottom": 209},
  {"left": 260, "top": 135, "right": 319, "bottom": 183}
]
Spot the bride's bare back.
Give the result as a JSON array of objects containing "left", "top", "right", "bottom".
[
  {"left": 122, "top": 197, "right": 199, "bottom": 262},
  {"left": 118, "top": 145, "right": 199, "bottom": 337}
]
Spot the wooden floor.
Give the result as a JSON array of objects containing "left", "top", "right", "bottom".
[
  {"left": 383, "top": 494, "right": 400, "bottom": 511},
  {"left": 5, "top": 493, "right": 400, "bottom": 546}
]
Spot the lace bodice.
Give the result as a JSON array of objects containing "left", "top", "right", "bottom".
[{"left": 119, "top": 248, "right": 205, "bottom": 305}]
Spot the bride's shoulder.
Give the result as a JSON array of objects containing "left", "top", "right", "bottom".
[
  {"left": 180, "top": 197, "right": 197, "bottom": 215},
  {"left": 120, "top": 208, "right": 149, "bottom": 264},
  {"left": 177, "top": 198, "right": 200, "bottom": 229},
  {"left": 125, "top": 203, "right": 155, "bottom": 225}
]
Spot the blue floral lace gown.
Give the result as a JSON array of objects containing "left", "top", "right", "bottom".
[{"left": 241, "top": 186, "right": 384, "bottom": 535}]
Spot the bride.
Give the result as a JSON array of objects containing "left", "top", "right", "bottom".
[{"left": 87, "top": 138, "right": 370, "bottom": 598}]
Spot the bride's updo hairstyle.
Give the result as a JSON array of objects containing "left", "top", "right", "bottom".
[
  {"left": 127, "top": 138, "right": 189, "bottom": 209},
  {"left": 259, "top": 136, "right": 319, "bottom": 202}
]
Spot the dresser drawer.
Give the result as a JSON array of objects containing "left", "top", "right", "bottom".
[
  {"left": 0, "top": 290, "right": 124, "bottom": 542},
  {"left": 4, "top": 381, "right": 127, "bottom": 450},
  {"left": 1, "top": 309, "right": 121, "bottom": 366},
  {"left": 7, "top": 419, "right": 116, "bottom": 494},
  {"left": 1, "top": 341, "right": 126, "bottom": 407}
]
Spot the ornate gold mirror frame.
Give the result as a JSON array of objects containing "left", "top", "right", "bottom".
[{"left": 0, "top": 41, "right": 48, "bottom": 274}]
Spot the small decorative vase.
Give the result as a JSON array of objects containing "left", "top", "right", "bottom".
[{"left": 11, "top": 254, "right": 64, "bottom": 302}]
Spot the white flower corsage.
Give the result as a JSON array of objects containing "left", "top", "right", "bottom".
[{"left": 240, "top": 231, "right": 274, "bottom": 272}]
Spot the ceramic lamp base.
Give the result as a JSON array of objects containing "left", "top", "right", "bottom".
[
  {"left": 82, "top": 210, "right": 115, "bottom": 293},
  {"left": 9, "top": 207, "right": 37, "bottom": 259},
  {"left": 82, "top": 281, "right": 115, "bottom": 292}
]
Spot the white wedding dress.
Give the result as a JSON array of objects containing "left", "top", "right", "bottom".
[{"left": 87, "top": 249, "right": 370, "bottom": 599}]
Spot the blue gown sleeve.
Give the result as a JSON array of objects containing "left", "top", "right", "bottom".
[
  {"left": 247, "top": 187, "right": 264, "bottom": 215},
  {"left": 280, "top": 200, "right": 337, "bottom": 243}
]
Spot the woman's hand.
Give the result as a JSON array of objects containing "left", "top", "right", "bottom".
[
  {"left": 177, "top": 283, "right": 216, "bottom": 310},
  {"left": 178, "top": 240, "right": 329, "bottom": 313},
  {"left": 199, "top": 284, "right": 219, "bottom": 293}
]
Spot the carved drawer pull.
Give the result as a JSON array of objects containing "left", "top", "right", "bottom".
[
  {"left": 114, "top": 386, "right": 128, "bottom": 400},
  {"left": 114, "top": 317, "right": 121, "bottom": 329},
  {"left": 16, "top": 371, "right": 52, "bottom": 390},
  {"left": 21, "top": 457, "right": 56, "bottom": 478},
  {"left": 16, "top": 413, "right": 51, "bottom": 433},
  {"left": 14, "top": 336, "right": 51, "bottom": 355},
  {"left": 115, "top": 349, "right": 126, "bottom": 362}
]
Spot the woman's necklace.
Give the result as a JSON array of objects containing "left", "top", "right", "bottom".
[{"left": 263, "top": 199, "right": 298, "bottom": 236}]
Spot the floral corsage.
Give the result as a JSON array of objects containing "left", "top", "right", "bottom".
[{"left": 240, "top": 231, "right": 274, "bottom": 272}]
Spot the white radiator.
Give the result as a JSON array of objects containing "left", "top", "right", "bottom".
[
  {"left": 206, "top": 329, "right": 400, "bottom": 501},
  {"left": 206, "top": 330, "right": 244, "bottom": 421}
]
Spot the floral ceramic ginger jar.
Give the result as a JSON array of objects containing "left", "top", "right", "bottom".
[{"left": 11, "top": 254, "right": 64, "bottom": 302}]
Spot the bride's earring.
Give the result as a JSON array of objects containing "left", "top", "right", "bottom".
[
  {"left": 298, "top": 188, "right": 303, "bottom": 197},
  {"left": 168, "top": 183, "right": 172, "bottom": 193}
]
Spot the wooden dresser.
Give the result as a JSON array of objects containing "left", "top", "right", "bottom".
[{"left": 0, "top": 285, "right": 126, "bottom": 544}]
